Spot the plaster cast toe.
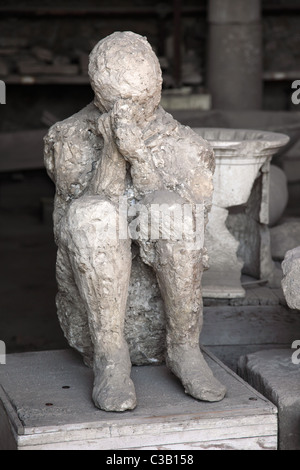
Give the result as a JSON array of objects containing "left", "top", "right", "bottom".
[
  {"left": 166, "top": 346, "right": 226, "bottom": 403},
  {"left": 93, "top": 372, "right": 137, "bottom": 412},
  {"left": 182, "top": 375, "right": 227, "bottom": 403}
]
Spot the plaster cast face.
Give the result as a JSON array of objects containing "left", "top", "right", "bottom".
[{"left": 88, "top": 31, "right": 162, "bottom": 114}]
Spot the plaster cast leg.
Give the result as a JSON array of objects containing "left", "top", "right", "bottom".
[
  {"left": 56, "top": 246, "right": 94, "bottom": 367},
  {"left": 63, "top": 196, "right": 136, "bottom": 412},
  {"left": 154, "top": 240, "right": 226, "bottom": 402}
]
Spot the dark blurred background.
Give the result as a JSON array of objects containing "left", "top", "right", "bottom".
[{"left": 1, "top": 0, "right": 300, "bottom": 362}]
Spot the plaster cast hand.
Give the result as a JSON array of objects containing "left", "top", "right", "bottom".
[
  {"left": 89, "top": 111, "right": 127, "bottom": 199},
  {"left": 97, "top": 111, "right": 114, "bottom": 144},
  {"left": 111, "top": 99, "right": 163, "bottom": 195},
  {"left": 111, "top": 99, "right": 147, "bottom": 162}
]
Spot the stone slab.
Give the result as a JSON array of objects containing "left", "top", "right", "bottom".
[
  {"left": 0, "top": 348, "right": 277, "bottom": 450},
  {"left": 238, "top": 349, "right": 300, "bottom": 450}
]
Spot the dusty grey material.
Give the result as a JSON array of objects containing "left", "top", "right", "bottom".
[
  {"left": 44, "top": 32, "right": 226, "bottom": 412},
  {"left": 238, "top": 349, "right": 300, "bottom": 450},
  {"left": 271, "top": 221, "right": 300, "bottom": 261},
  {"left": 0, "top": 349, "right": 277, "bottom": 450},
  {"left": 207, "top": 0, "right": 262, "bottom": 110},
  {"left": 282, "top": 246, "right": 300, "bottom": 310},
  {"left": 193, "top": 128, "right": 289, "bottom": 298},
  {"left": 268, "top": 165, "right": 289, "bottom": 227}
]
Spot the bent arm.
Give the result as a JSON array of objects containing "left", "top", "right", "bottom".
[
  {"left": 110, "top": 100, "right": 163, "bottom": 197},
  {"left": 44, "top": 103, "right": 104, "bottom": 201}
]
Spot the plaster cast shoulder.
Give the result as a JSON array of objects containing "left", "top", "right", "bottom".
[
  {"left": 146, "top": 108, "right": 215, "bottom": 205},
  {"left": 44, "top": 102, "right": 103, "bottom": 201}
]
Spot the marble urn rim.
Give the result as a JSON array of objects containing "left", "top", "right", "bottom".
[{"left": 194, "top": 127, "right": 289, "bottom": 161}]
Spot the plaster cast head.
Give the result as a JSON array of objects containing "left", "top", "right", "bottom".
[{"left": 88, "top": 31, "right": 162, "bottom": 115}]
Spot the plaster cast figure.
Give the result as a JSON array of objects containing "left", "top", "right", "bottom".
[
  {"left": 282, "top": 246, "right": 300, "bottom": 311},
  {"left": 44, "top": 31, "right": 226, "bottom": 412}
]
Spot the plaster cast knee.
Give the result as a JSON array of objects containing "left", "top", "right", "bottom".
[{"left": 62, "top": 196, "right": 119, "bottom": 250}]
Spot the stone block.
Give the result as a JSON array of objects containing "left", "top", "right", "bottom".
[
  {"left": 271, "top": 220, "right": 300, "bottom": 261},
  {"left": 0, "top": 349, "right": 277, "bottom": 450},
  {"left": 238, "top": 349, "right": 300, "bottom": 450}
]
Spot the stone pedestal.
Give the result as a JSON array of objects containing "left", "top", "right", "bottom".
[
  {"left": 0, "top": 349, "right": 277, "bottom": 450},
  {"left": 238, "top": 349, "right": 300, "bottom": 450},
  {"left": 193, "top": 128, "right": 289, "bottom": 298}
]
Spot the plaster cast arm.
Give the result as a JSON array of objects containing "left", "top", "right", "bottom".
[
  {"left": 107, "top": 99, "right": 164, "bottom": 197},
  {"left": 88, "top": 111, "right": 127, "bottom": 201}
]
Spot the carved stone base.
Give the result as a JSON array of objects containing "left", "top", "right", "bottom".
[{"left": 0, "top": 348, "right": 277, "bottom": 450}]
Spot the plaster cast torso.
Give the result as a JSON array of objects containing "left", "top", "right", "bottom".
[
  {"left": 45, "top": 102, "right": 214, "bottom": 229},
  {"left": 45, "top": 101, "right": 215, "bottom": 279}
]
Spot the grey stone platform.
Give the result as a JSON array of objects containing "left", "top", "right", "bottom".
[
  {"left": 0, "top": 348, "right": 277, "bottom": 450},
  {"left": 238, "top": 349, "right": 300, "bottom": 450}
]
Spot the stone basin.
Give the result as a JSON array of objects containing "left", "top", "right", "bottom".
[{"left": 194, "top": 127, "right": 289, "bottom": 298}]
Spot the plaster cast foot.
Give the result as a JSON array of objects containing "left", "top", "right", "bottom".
[
  {"left": 166, "top": 346, "right": 226, "bottom": 402},
  {"left": 93, "top": 366, "right": 137, "bottom": 412}
]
